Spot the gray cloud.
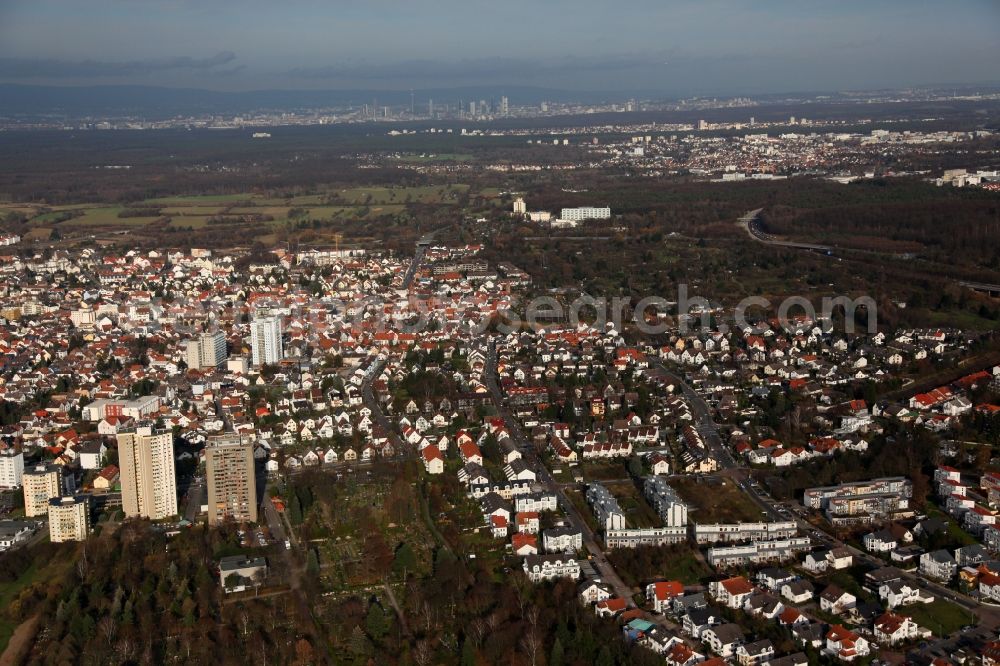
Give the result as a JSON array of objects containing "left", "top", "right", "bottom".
[{"left": 0, "top": 51, "right": 238, "bottom": 79}]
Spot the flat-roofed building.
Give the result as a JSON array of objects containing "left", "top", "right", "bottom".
[
  {"left": 48, "top": 496, "right": 90, "bottom": 542},
  {"left": 118, "top": 424, "right": 177, "bottom": 520},
  {"left": 0, "top": 449, "right": 24, "bottom": 489},
  {"left": 22, "top": 463, "right": 63, "bottom": 517},
  {"left": 205, "top": 434, "right": 257, "bottom": 525}
]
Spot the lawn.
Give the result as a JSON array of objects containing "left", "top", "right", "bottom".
[
  {"left": 579, "top": 461, "right": 628, "bottom": 482},
  {"left": 658, "top": 549, "right": 711, "bottom": 584},
  {"left": 671, "top": 476, "right": 763, "bottom": 523},
  {"left": 605, "top": 481, "right": 661, "bottom": 529},
  {"left": 905, "top": 599, "right": 975, "bottom": 637},
  {"left": 565, "top": 487, "right": 600, "bottom": 534}
]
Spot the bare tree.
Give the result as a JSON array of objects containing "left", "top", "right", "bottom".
[
  {"left": 469, "top": 617, "right": 488, "bottom": 646},
  {"left": 413, "top": 640, "right": 432, "bottom": 666},
  {"left": 520, "top": 630, "right": 541, "bottom": 666},
  {"left": 98, "top": 616, "right": 117, "bottom": 644}
]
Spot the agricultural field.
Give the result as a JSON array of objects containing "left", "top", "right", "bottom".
[
  {"left": 333, "top": 184, "right": 469, "bottom": 206},
  {"left": 0, "top": 182, "right": 495, "bottom": 252}
]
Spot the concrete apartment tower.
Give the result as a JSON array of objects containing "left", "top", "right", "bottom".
[
  {"left": 185, "top": 330, "right": 227, "bottom": 370},
  {"left": 48, "top": 496, "right": 90, "bottom": 542},
  {"left": 250, "top": 316, "right": 283, "bottom": 367},
  {"left": 118, "top": 424, "right": 177, "bottom": 520},
  {"left": 205, "top": 434, "right": 257, "bottom": 525},
  {"left": 22, "top": 463, "right": 63, "bottom": 517},
  {"left": 0, "top": 449, "right": 25, "bottom": 489}
]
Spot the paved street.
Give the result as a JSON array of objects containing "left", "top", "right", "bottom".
[
  {"left": 483, "top": 338, "right": 638, "bottom": 607},
  {"left": 655, "top": 363, "right": 1000, "bottom": 649}
]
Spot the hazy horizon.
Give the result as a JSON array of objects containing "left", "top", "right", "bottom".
[{"left": 0, "top": 0, "right": 998, "bottom": 96}]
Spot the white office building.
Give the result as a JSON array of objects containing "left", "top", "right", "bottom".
[
  {"left": 250, "top": 316, "right": 283, "bottom": 367},
  {"left": 559, "top": 206, "right": 611, "bottom": 222}
]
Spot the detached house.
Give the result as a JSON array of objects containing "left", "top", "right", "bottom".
[
  {"left": 919, "top": 550, "right": 957, "bottom": 582},
  {"left": 702, "top": 623, "right": 744, "bottom": 659},
  {"left": 824, "top": 624, "right": 870, "bottom": 662},
  {"left": 709, "top": 576, "right": 754, "bottom": 609},
  {"left": 646, "top": 580, "right": 685, "bottom": 613},
  {"left": 819, "top": 585, "right": 856, "bottom": 615},
  {"left": 420, "top": 444, "right": 444, "bottom": 474},
  {"left": 873, "top": 611, "right": 921, "bottom": 645}
]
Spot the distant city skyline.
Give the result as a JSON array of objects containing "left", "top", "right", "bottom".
[{"left": 0, "top": 1, "right": 998, "bottom": 95}]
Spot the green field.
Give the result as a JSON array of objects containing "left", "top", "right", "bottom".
[
  {"left": 671, "top": 477, "right": 763, "bottom": 523},
  {"left": 65, "top": 206, "right": 161, "bottom": 227},
  {"left": 605, "top": 481, "right": 661, "bottom": 528},
  {"left": 144, "top": 194, "right": 259, "bottom": 205},
  {"left": 905, "top": 600, "right": 975, "bottom": 637},
  {"left": 160, "top": 206, "right": 230, "bottom": 216},
  {"left": 336, "top": 184, "right": 469, "bottom": 205}
]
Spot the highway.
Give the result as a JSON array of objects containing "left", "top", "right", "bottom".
[{"left": 739, "top": 207, "right": 833, "bottom": 254}]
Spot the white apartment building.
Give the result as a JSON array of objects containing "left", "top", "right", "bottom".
[
  {"left": 559, "top": 206, "right": 611, "bottom": 222},
  {"left": 522, "top": 554, "right": 580, "bottom": 582},
  {"left": 118, "top": 424, "right": 178, "bottom": 520},
  {"left": 0, "top": 449, "right": 24, "bottom": 489},
  {"left": 644, "top": 475, "right": 688, "bottom": 527},
  {"left": 693, "top": 521, "right": 798, "bottom": 544},
  {"left": 250, "top": 316, "right": 284, "bottom": 367},
  {"left": 707, "top": 537, "right": 812, "bottom": 568},
  {"left": 22, "top": 463, "right": 63, "bottom": 517},
  {"left": 586, "top": 483, "right": 626, "bottom": 531},
  {"left": 48, "top": 496, "right": 90, "bottom": 543},
  {"left": 186, "top": 330, "right": 227, "bottom": 370},
  {"left": 542, "top": 526, "right": 583, "bottom": 553}
]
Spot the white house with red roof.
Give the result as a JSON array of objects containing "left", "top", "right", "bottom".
[
  {"left": 709, "top": 576, "right": 754, "bottom": 609},
  {"left": 824, "top": 624, "right": 869, "bottom": 662},
  {"left": 646, "top": 580, "right": 685, "bottom": 613},
  {"left": 420, "top": 444, "right": 444, "bottom": 474}
]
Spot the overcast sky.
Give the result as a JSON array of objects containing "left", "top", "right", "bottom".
[{"left": 0, "top": 0, "right": 997, "bottom": 94}]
